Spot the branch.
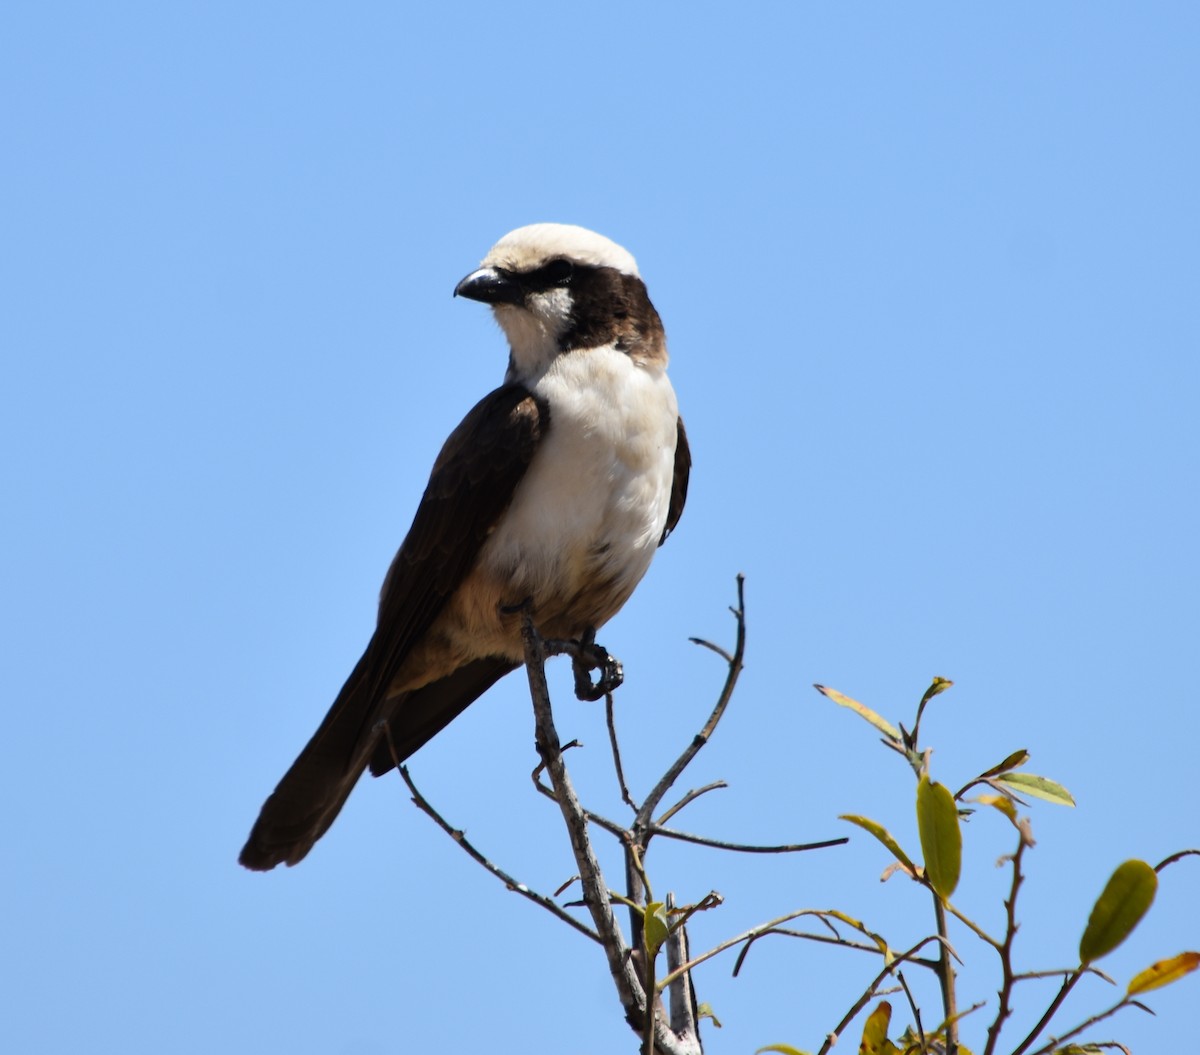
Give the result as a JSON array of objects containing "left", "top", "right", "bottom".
[
  {"left": 649, "top": 826, "right": 848, "bottom": 856},
  {"left": 816, "top": 937, "right": 949, "bottom": 1055},
  {"left": 606, "top": 690, "right": 638, "bottom": 811},
  {"left": 665, "top": 892, "right": 699, "bottom": 1040},
  {"left": 635, "top": 575, "right": 746, "bottom": 831},
  {"left": 656, "top": 782, "right": 727, "bottom": 827},
  {"left": 931, "top": 893, "right": 959, "bottom": 1054},
  {"left": 731, "top": 927, "right": 938, "bottom": 978},
  {"left": 658, "top": 908, "right": 825, "bottom": 990},
  {"left": 983, "top": 829, "right": 1029, "bottom": 1055},
  {"left": 392, "top": 757, "right": 600, "bottom": 944},
  {"left": 1026, "top": 996, "right": 1149, "bottom": 1055},
  {"left": 521, "top": 613, "right": 698, "bottom": 1055},
  {"left": 1009, "top": 970, "right": 1085, "bottom": 1055}
]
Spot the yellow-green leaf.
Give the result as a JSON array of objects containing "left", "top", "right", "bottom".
[
  {"left": 974, "top": 794, "right": 1018, "bottom": 824},
  {"left": 815, "top": 684, "right": 901, "bottom": 740},
  {"left": 917, "top": 777, "right": 961, "bottom": 899},
  {"left": 1079, "top": 859, "right": 1158, "bottom": 964},
  {"left": 977, "top": 748, "right": 1030, "bottom": 780},
  {"left": 823, "top": 909, "right": 893, "bottom": 963},
  {"left": 755, "top": 1046, "right": 810, "bottom": 1055},
  {"left": 1127, "top": 951, "right": 1200, "bottom": 994},
  {"left": 859, "top": 1001, "right": 892, "bottom": 1054},
  {"left": 994, "top": 772, "right": 1075, "bottom": 806},
  {"left": 839, "top": 815, "right": 917, "bottom": 874},
  {"left": 643, "top": 901, "right": 670, "bottom": 959},
  {"left": 696, "top": 1002, "right": 723, "bottom": 1028},
  {"left": 918, "top": 676, "right": 953, "bottom": 707}
]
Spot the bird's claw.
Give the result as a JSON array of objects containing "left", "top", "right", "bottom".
[{"left": 542, "top": 627, "right": 624, "bottom": 701}]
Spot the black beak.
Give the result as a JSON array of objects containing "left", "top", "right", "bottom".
[{"left": 453, "top": 266, "right": 525, "bottom": 306}]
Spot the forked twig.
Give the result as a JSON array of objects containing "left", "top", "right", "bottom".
[{"left": 635, "top": 575, "right": 747, "bottom": 832}]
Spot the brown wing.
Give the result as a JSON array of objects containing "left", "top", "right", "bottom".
[
  {"left": 238, "top": 384, "right": 548, "bottom": 871},
  {"left": 659, "top": 415, "right": 691, "bottom": 545}
]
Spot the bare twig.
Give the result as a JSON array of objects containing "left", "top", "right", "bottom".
[
  {"left": 635, "top": 575, "right": 746, "bottom": 832},
  {"left": 983, "top": 829, "right": 1029, "bottom": 1055},
  {"left": 650, "top": 826, "right": 848, "bottom": 855},
  {"left": 606, "top": 691, "right": 638, "bottom": 811},
  {"left": 687, "top": 637, "right": 732, "bottom": 663},
  {"left": 391, "top": 758, "right": 601, "bottom": 944},
  {"left": 534, "top": 769, "right": 840, "bottom": 857},
  {"left": 897, "top": 970, "right": 927, "bottom": 1051},
  {"left": 941, "top": 897, "right": 1002, "bottom": 949},
  {"left": 816, "top": 937, "right": 950, "bottom": 1055},
  {"left": 1013, "top": 966, "right": 1114, "bottom": 984},
  {"left": 1026, "top": 996, "right": 1150, "bottom": 1055},
  {"left": 530, "top": 769, "right": 630, "bottom": 841},
  {"left": 731, "top": 927, "right": 936, "bottom": 978},
  {"left": 656, "top": 782, "right": 728, "bottom": 827},
  {"left": 1010, "top": 970, "right": 1085, "bottom": 1055},
  {"left": 1155, "top": 848, "right": 1200, "bottom": 872},
  {"left": 657, "top": 908, "right": 816, "bottom": 991}
]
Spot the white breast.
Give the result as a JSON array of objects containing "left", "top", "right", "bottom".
[{"left": 481, "top": 345, "right": 678, "bottom": 633}]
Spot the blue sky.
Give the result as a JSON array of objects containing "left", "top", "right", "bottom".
[{"left": 4, "top": 4, "right": 1197, "bottom": 1053}]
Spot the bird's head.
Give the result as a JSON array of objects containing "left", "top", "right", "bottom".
[{"left": 455, "top": 223, "right": 664, "bottom": 380}]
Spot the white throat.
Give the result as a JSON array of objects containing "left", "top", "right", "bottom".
[{"left": 495, "top": 287, "right": 575, "bottom": 383}]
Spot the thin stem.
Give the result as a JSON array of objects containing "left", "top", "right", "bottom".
[
  {"left": 657, "top": 908, "right": 816, "bottom": 991},
  {"left": 649, "top": 826, "right": 848, "bottom": 855},
  {"left": 1010, "top": 970, "right": 1085, "bottom": 1055},
  {"left": 656, "top": 782, "right": 728, "bottom": 827},
  {"left": 897, "top": 970, "right": 926, "bottom": 1051},
  {"left": 932, "top": 893, "right": 959, "bottom": 1055},
  {"left": 605, "top": 690, "right": 639, "bottom": 811}
]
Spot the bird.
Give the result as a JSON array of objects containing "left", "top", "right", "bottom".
[{"left": 239, "top": 223, "right": 690, "bottom": 871}]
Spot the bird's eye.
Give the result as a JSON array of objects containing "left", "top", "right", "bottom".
[{"left": 540, "top": 258, "right": 574, "bottom": 287}]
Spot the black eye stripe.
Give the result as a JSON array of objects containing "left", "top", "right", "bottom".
[{"left": 521, "top": 258, "right": 575, "bottom": 292}]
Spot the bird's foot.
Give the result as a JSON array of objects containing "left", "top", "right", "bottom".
[{"left": 545, "top": 626, "right": 624, "bottom": 701}]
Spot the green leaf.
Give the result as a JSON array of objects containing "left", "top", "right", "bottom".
[
  {"left": 1079, "top": 859, "right": 1158, "bottom": 964},
  {"left": 643, "top": 901, "right": 670, "bottom": 959},
  {"left": 977, "top": 748, "right": 1030, "bottom": 780},
  {"left": 755, "top": 1046, "right": 810, "bottom": 1055},
  {"left": 859, "top": 1001, "right": 892, "bottom": 1053},
  {"left": 815, "top": 684, "right": 900, "bottom": 740},
  {"left": 917, "top": 776, "right": 962, "bottom": 899},
  {"left": 994, "top": 771, "right": 1076, "bottom": 806},
  {"left": 839, "top": 815, "right": 917, "bottom": 874},
  {"left": 1127, "top": 951, "right": 1200, "bottom": 994}
]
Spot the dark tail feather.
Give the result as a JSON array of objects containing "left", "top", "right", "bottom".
[
  {"left": 239, "top": 655, "right": 519, "bottom": 871},
  {"left": 239, "top": 651, "right": 381, "bottom": 872},
  {"left": 367, "top": 656, "right": 518, "bottom": 776}
]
